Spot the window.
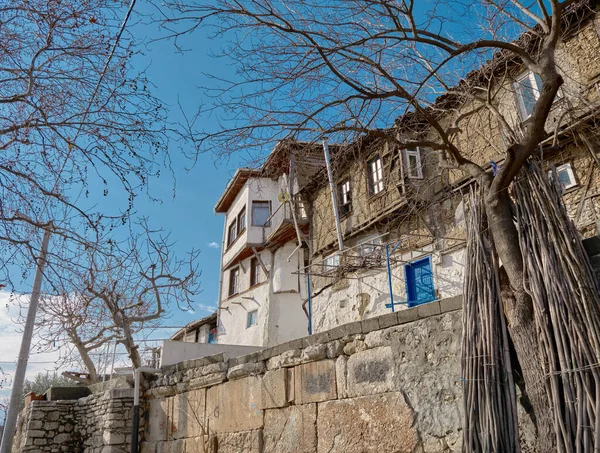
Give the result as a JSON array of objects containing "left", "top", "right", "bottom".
[
  {"left": 549, "top": 163, "right": 578, "bottom": 191},
  {"left": 252, "top": 201, "right": 271, "bottom": 226},
  {"left": 295, "top": 196, "right": 308, "bottom": 220},
  {"left": 227, "top": 220, "right": 237, "bottom": 247},
  {"left": 247, "top": 310, "right": 258, "bottom": 328},
  {"left": 237, "top": 206, "right": 246, "bottom": 235},
  {"left": 360, "top": 237, "right": 382, "bottom": 257},
  {"left": 228, "top": 267, "right": 239, "bottom": 296},
  {"left": 514, "top": 71, "right": 542, "bottom": 120},
  {"left": 250, "top": 257, "right": 261, "bottom": 286},
  {"left": 405, "top": 148, "right": 423, "bottom": 179},
  {"left": 338, "top": 179, "right": 352, "bottom": 216},
  {"left": 367, "top": 155, "right": 384, "bottom": 195},
  {"left": 322, "top": 254, "right": 340, "bottom": 273}
]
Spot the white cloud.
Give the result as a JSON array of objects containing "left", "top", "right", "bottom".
[
  {"left": 206, "top": 242, "right": 220, "bottom": 249},
  {"left": 196, "top": 303, "right": 218, "bottom": 313},
  {"left": 0, "top": 291, "right": 64, "bottom": 401}
]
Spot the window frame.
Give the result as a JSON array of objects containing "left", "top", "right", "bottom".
[
  {"left": 338, "top": 179, "right": 352, "bottom": 216},
  {"left": 228, "top": 267, "right": 240, "bottom": 297},
  {"left": 366, "top": 155, "right": 384, "bottom": 195},
  {"left": 250, "top": 257, "right": 261, "bottom": 287},
  {"left": 251, "top": 200, "right": 272, "bottom": 227},
  {"left": 246, "top": 309, "right": 258, "bottom": 328},
  {"left": 514, "top": 71, "right": 541, "bottom": 120},
  {"left": 551, "top": 163, "right": 578, "bottom": 191},
  {"left": 405, "top": 148, "right": 423, "bottom": 179},
  {"left": 322, "top": 253, "right": 341, "bottom": 273},
  {"left": 237, "top": 206, "right": 246, "bottom": 235},
  {"left": 227, "top": 219, "right": 237, "bottom": 247}
]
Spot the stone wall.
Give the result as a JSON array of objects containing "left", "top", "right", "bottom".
[
  {"left": 141, "top": 297, "right": 471, "bottom": 453},
  {"left": 12, "top": 388, "right": 140, "bottom": 453}
]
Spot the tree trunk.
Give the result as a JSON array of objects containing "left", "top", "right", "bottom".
[
  {"left": 485, "top": 190, "right": 555, "bottom": 452},
  {"left": 73, "top": 340, "right": 99, "bottom": 384}
]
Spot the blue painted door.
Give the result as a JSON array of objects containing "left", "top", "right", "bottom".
[{"left": 405, "top": 258, "right": 435, "bottom": 307}]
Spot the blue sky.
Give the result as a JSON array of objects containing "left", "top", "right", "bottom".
[{"left": 0, "top": 4, "right": 247, "bottom": 399}]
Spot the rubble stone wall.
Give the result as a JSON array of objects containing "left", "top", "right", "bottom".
[
  {"left": 142, "top": 297, "right": 470, "bottom": 453},
  {"left": 12, "top": 388, "right": 140, "bottom": 453}
]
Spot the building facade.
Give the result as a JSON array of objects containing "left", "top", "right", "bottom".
[
  {"left": 295, "top": 6, "right": 600, "bottom": 333},
  {"left": 213, "top": 143, "right": 324, "bottom": 346}
]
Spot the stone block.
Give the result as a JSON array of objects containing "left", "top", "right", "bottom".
[
  {"left": 325, "top": 340, "right": 344, "bottom": 359},
  {"left": 227, "top": 362, "right": 265, "bottom": 380},
  {"left": 260, "top": 368, "right": 288, "bottom": 409},
  {"left": 157, "top": 439, "right": 185, "bottom": 453},
  {"left": 396, "top": 307, "right": 420, "bottom": 325},
  {"left": 377, "top": 312, "right": 399, "bottom": 329},
  {"left": 172, "top": 389, "right": 206, "bottom": 439},
  {"left": 189, "top": 372, "right": 226, "bottom": 390},
  {"left": 294, "top": 360, "right": 337, "bottom": 404},
  {"left": 328, "top": 321, "right": 362, "bottom": 340},
  {"left": 300, "top": 343, "right": 327, "bottom": 363},
  {"left": 198, "top": 362, "right": 227, "bottom": 377},
  {"left": 440, "top": 295, "right": 463, "bottom": 313},
  {"left": 106, "top": 388, "right": 134, "bottom": 400},
  {"left": 184, "top": 436, "right": 212, "bottom": 453},
  {"left": 280, "top": 349, "right": 302, "bottom": 368},
  {"left": 259, "top": 346, "right": 279, "bottom": 361},
  {"left": 287, "top": 368, "right": 295, "bottom": 403},
  {"left": 302, "top": 331, "right": 330, "bottom": 348},
  {"left": 346, "top": 347, "right": 394, "bottom": 397},
  {"left": 335, "top": 355, "right": 348, "bottom": 399},
  {"left": 53, "top": 433, "right": 71, "bottom": 443},
  {"left": 216, "top": 430, "right": 263, "bottom": 453},
  {"left": 45, "top": 386, "right": 91, "bottom": 401},
  {"left": 140, "top": 442, "right": 157, "bottom": 453},
  {"left": 277, "top": 338, "right": 305, "bottom": 354},
  {"left": 146, "top": 398, "right": 171, "bottom": 442},
  {"left": 102, "top": 431, "right": 125, "bottom": 445},
  {"left": 232, "top": 351, "right": 261, "bottom": 366},
  {"left": 417, "top": 301, "right": 441, "bottom": 319},
  {"left": 317, "top": 393, "right": 418, "bottom": 453},
  {"left": 342, "top": 338, "right": 367, "bottom": 355},
  {"left": 263, "top": 404, "right": 317, "bottom": 453},
  {"left": 361, "top": 316, "right": 380, "bottom": 334},
  {"left": 205, "top": 376, "right": 264, "bottom": 433}
]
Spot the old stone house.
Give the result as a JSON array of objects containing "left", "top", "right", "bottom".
[
  {"left": 213, "top": 142, "right": 329, "bottom": 346},
  {"left": 294, "top": 4, "right": 600, "bottom": 333}
]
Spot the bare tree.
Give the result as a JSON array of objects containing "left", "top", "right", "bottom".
[
  {"left": 0, "top": 0, "right": 184, "bottom": 290},
  {"left": 35, "top": 292, "right": 120, "bottom": 384},
  {"left": 31, "top": 221, "right": 200, "bottom": 379},
  {"left": 155, "top": 0, "right": 600, "bottom": 450}
]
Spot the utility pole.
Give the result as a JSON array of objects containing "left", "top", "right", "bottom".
[{"left": 0, "top": 228, "right": 52, "bottom": 453}]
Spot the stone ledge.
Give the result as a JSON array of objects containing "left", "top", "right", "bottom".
[{"left": 440, "top": 295, "right": 463, "bottom": 313}]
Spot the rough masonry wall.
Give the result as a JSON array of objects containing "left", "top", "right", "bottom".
[
  {"left": 141, "top": 297, "right": 473, "bottom": 453},
  {"left": 12, "top": 388, "right": 140, "bottom": 453}
]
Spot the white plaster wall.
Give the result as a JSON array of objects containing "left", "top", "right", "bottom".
[
  {"left": 222, "top": 184, "right": 250, "bottom": 266},
  {"left": 310, "top": 244, "right": 466, "bottom": 333},
  {"left": 218, "top": 250, "right": 272, "bottom": 347},
  {"left": 217, "top": 242, "right": 308, "bottom": 347},
  {"left": 272, "top": 242, "right": 301, "bottom": 293},
  {"left": 435, "top": 248, "right": 466, "bottom": 299},
  {"left": 266, "top": 292, "right": 309, "bottom": 346}
]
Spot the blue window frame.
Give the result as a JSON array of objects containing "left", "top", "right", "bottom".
[{"left": 405, "top": 257, "right": 435, "bottom": 307}]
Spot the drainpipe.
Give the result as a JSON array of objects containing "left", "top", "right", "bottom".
[
  {"left": 322, "top": 139, "right": 344, "bottom": 251},
  {"left": 215, "top": 214, "right": 228, "bottom": 341},
  {"left": 307, "top": 273, "right": 313, "bottom": 335},
  {"left": 131, "top": 367, "right": 162, "bottom": 453}
]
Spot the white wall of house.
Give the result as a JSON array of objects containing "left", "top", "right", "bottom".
[
  {"left": 216, "top": 177, "right": 309, "bottom": 347},
  {"left": 309, "top": 240, "right": 467, "bottom": 333}
]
